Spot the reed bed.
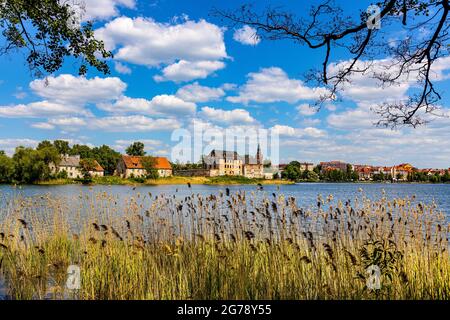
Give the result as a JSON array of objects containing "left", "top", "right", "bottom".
[{"left": 0, "top": 188, "right": 449, "bottom": 300}]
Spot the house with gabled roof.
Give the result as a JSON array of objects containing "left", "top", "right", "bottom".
[
  {"left": 116, "top": 155, "right": 172, "bottom": 178},
  {"left": 50, "top": 154, "right": 104, "bottom": 178}
]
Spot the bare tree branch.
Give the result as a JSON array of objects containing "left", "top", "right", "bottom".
[{"left": 213, "top": 0, "right": 450, "bottom": 128}]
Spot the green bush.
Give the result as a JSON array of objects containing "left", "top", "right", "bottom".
[{"left": 207, "top": 175, "right": 259, "bottom": 184}]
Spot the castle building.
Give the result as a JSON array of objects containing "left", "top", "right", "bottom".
[
  {"left": 203, "top": 144, "right": 264, "bottom": 178},
  {"left": 242, "top": 144, "right": 264, "bottom": 178}
]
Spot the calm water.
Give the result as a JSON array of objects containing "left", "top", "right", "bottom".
[{"left": 0, "top": 182, "right": 449, "bottom": 215}]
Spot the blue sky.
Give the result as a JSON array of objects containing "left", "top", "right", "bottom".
[{"left": 0, "top": 0, "right": 449, "bottom": 168}]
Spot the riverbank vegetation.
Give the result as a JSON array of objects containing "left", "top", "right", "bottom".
[
  {"left": 281, "top": 161, "right": 450, "bottom": 184},
  {"left": 281, "top": 162, "right": 359, "bottom": 182},
  {"left": 0, "top": 190, "right": 448, "bottom": 300},
  {"left": 35, "top": 175, "right": 292, "bottom": 186},
  {"left": 0, "top": 140, "right": 121, "bottom": 184}
]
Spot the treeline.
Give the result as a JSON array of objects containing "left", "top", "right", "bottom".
[
  {"left": 407, "top": 171, "right": 449, "bottom": 183},
  {"left": 0, "top": 140, "right": 170, "bottom": 184},
  {"left": 280, "top": 162, "right": 320, "bottom": 182},
  {"left": 281, "top": 161, "right": 450, "bottom": 183},
  {"left": 171, "top": 162, "right": 203, "bottom": 171},
  {"left": 0, "top": 146, "right": 59, "bottom": 184},
  {"left": 364, "top": 170, "right": 450, "bottom": 183},
  {"left": 281, "top": 162, "right": 359, "bottom": 182},
  {"left": 0, "top": 140, "right": 125, "bottom": 184}
]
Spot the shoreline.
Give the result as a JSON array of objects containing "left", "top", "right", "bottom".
[
  {"left": 32, "top": 176, "right": 295, "bottom": 186},
  {"left": 2, "top": 177, "right": 447, "bottom": 187}
]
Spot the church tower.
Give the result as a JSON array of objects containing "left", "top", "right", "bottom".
[{"left": 256, "top": 144, "right": 263, "bottom": 165}]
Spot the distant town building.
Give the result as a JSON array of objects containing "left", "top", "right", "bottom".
[
  {"left": 320, "top": 161, "right": 351, "bottom": 173},
  {"left": 50, "top": 154, "right": 104, "bottom": 178},
  {"left": 116, "top": 155, "right": 172, "bottom": 178},
  {"left": 353, "top": 165, "right": 374, "bottom": 180},
  {"left": 392, "top": 163, "right": 414, "bottom": 181},
  {"left": 380, "top": 167, "right": 394, "bottom": 178},
  {"left": 299, "top": 163, "right": 313, "bottom": 172},
  {"left": 353, "top": 163, "right": 416, "bottom": 181}
]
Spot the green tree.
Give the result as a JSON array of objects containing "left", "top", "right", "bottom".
[
  {"left": 79, "top": 158, "right": 96, "bottom": 177},
  {"left": 70, "top": 144, "right": 92, "bottom": 159},
  {"left": 53, "top": 140, "right": 70, "bottom": 155},
  {"left": 442, "top": 171, "right": 450, "bottom": 183},
  {"left": 126, "top": 142, "right": 146, "bottom": 156},
  {"left": 78, "top": 158, "right": 97, "bottom": 184},
  {"left": 37, "top": 140, "right": 53, "bottom": 150},
  {"left": 0, "top": 152, "right": 14, "bottom": 183},
  {"left": 313, "top": 165, "right": 321, "bottom": 175},
  {"left": 171, "top": 161, "right": 182, "bottom": 172},
  {"left": 281, "top": 161, "right": 302, "bottom": 181},
  {"left": 0, "top": 0, "right": 112, "bottom": 77},
  {"left": 373, "top": 172, "right": 385, "bottom": 181},
  {"left": 141, "top": 156, "right": 159, "bottom": 179},
  {"left": 429, "top": 174, "right": 441, "bottom": 183},
  {"left": 12, "top": 146, "right": 53, "bottom": 183},
  {"left": 324, "top": 169, "right": 346, "bottom": 182},
  {"left": 305, "top": 170, "right": 319, "bottom": 182},
  {"left": 38, "top": 144, "right": 60, "bottom": 167},
  {"left": 91, "top": 145, "right": 120, "bottom": 175}
]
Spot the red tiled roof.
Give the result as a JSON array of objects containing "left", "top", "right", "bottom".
[
  {"left": 92, "top": 160, "right": 104, "bottom": 172},
  {"left": 153, "top": 157, "right": 172, "bottom": 170},
  {"left": 121, "top": 155, "right": 171, "bottom": 170},
  {"left": 122, "top": 155, "right": 144, "bottom": 169}
]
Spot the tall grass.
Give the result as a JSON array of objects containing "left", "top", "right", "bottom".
[{"left": 0, "top": 188, "right": 449, "bottom": 300}]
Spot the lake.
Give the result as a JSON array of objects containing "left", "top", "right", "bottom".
[{"left": 1, "top": 182, "right": 449, "bottom": 217}]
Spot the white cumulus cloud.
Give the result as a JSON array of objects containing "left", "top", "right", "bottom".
[
  {"left": 0, "top": 101, "right": 91, "bottom": 118},
  {"left": 97, "top": 94, "right": 196, "bottom": 115},
  {"left": 154, "top": 60, "right": 225, "bottom": 83},
  {"left": 91, "top": 115, "right": 181, "bottom": 132},
  {"left": 176, "top": 82, "right": 226, "bottom": 103},
  {"left": 227, "top": 67, "right": 329, "bottom": 105},
  {"left": 233, "top": 25, "right": 260, "bottom": 46},
  {"left": 200, "top": 106, "right": 256, "bottom": 124},
  {"left": 96, "top": 17, "right": 228, "bottom": 82},
  {"left": 30, "top": 74, "right": 126, "bottom": 104},
  {"left": 271, "top": 124, "right": 326, "bottom": 138}
]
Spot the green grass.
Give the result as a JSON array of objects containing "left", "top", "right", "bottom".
[
  {"left": 205, "top": 175, "right": 291, "bottom": 185},
  {"left": 91, "top": 176, "right": 137, "bottom": 185},
  {"left": 0, "top": 191, "right": 449, "bottom": 300},
  {"left": 206, "top": 175, "right": 260, "bottom": 184},
  {"left": 36, "top": 178, "right": 73, "bottom": 185}
]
